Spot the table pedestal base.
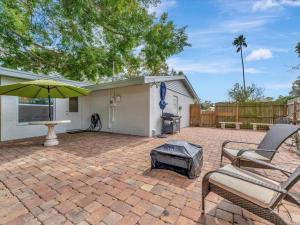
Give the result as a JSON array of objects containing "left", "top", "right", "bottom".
[
  {"left": 44, "top": 124, "right": 59, "bottom": 147},
  {"left": 29, "top": 120, "right": 70, "bottom": 147}
]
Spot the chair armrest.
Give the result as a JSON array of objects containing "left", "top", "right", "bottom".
[
  {"left": 215, "top": 169, "right": 287, "bottom": 193},
  {"left": 236, "top": 148, "right": 275, "bottom": 156},
  {"left": 238, "top": 155, "right": 293, "bottom": 176},
  {"left": 222, "top": 140, "right": 259, "bottom": 149}
]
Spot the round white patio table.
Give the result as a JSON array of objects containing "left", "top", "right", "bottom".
[{"left": 29, "top": 120, "right": 71, "bottom": 147}]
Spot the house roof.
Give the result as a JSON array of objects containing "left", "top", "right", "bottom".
[
  {"left": 0, "top": 66, "right": 89, "bottom": 87},
  {"left": 88, "top": 75, "right": 200, "bottom": 102},
  {"left": 0, "top": 66, "right": 200, "bottom": 102}
]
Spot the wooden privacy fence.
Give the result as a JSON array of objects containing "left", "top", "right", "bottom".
[
  {"left": 190, "top": 102, "right": 288, "bottom": 128},
  {"left": 288, "top": 97, "right": 300, "bottom": 124}
]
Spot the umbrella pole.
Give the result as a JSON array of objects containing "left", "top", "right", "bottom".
[{"left": 47, "top": 86, "right": 52, "bottom": 121}]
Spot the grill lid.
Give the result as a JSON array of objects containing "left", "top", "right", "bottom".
[
  {"left": 162, "top": 113, "right": 180, "bottom": 119},
  {"left": 153, "top": 140, "right": 202, "bottom": 158}
]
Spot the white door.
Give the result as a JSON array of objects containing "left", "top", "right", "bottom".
[
  {"left": 66, "top": 97, "right": 82, "bottom": 130},
  {"left": 172, "top": 95, "right": 178, "bottom": 115}
]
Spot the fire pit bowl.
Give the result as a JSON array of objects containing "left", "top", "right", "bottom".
[{"left": 150, "top": 140, "right": 203, "bottom": 179}]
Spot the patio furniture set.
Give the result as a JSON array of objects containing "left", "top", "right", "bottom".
[{"left": 151, "top": 124, "right": 300, "bottom": 225}]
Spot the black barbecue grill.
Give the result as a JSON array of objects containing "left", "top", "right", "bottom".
[{"left": 161, "top": 113, "right": 181, "bottom": 134}]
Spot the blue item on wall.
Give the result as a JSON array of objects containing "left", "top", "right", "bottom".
[{"left": 159, "top": 82, "right": 167, "bottom": 111}]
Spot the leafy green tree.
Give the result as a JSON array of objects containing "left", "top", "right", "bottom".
[
  {"left": 228, "top": 83, "right": 264, "bottom": 102},
  {"left": 283, "top": 44, "right": 300, "bottom": 98},
  {"left": 290, "top": 76, "right": 300, "bottom": 97},
  {"left": 0, "top": 0, "right": 189, "bottom": 81},
  {"left": 294, "top": 42, "right": 300, "bottom": 71},
  {"left": 274, "top": 95, "right": 293, "bottom": 103},
  {"left": 233, "top": 35, "right": 247, "bottom": 90},
  {"left": 263, "top": 97, "right": 274, "bottom": 101},
  {"left": 170, "top": 69, "right": 185, "bottom": 76},
  {"left": 200, "top": 100, "right": 214, "bottom": 110}
]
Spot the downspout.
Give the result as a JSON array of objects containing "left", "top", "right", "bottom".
[
  {"left": 108, "top": 89, "right": 116, "bottom": 129},
  {"left": 108, "top": 89, "right": 111, "bottom": 129},
  {"left": 112, "top": 88, "right": 116, "bottom": 123},
  {"left": 148, "top": 84, "right": 152, "bottom": 137},
  {"left": 109, "top": 61, "right": 115, "bottom": 129},
  {"left": 0, "top": 76, "right": 2, "bottom": 141},
  {"left": 108, "top": 88, "right": 117, "bottom": 130}
]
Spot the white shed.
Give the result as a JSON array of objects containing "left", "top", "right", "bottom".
[{"left": 0, "top": 67, "right": 199, "bottom": 141}]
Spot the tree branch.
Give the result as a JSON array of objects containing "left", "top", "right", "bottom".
[{"left": 10, "top": 30, "right": 63, "bottom": 56}]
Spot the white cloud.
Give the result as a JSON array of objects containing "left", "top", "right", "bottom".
[
  {"left": 245, "top": 68, "right": 264, "bottom": 74},
  {"left": 246, "top": 49, "right": 273, "bottom": 61},
  {"left": 269, "top": 47, "right": 289, "bottom": 53},
  {"left": 253, "top": 0, "right": 280, "bottom": 10},
  {"left": 189, "top": 16, "right": 273, "bottom": 39},
  {"left": 167, "top": 57, "right": 264, "bottom": 74},
  {"left": 223, "top": 18, "right": 271, "bottom": 33},
  {"left": 265, "top": 83, "right": 291, "bottom": 90},
  {"left": 215, "top": 0, "right": 254, "bottom": 13},
  {"left": 284, "top": 0, "right": 300, "bottom": 6},
  {"left": 253, "top": 0, "right": 300, "bottom": 11},
  {"left": 148, "top": 0, "right": 176, "bottom": 16}
]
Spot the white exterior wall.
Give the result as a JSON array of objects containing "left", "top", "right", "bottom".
[
  {"left": 82, "top": 84, "right": 150, "bottom": 136},
  {"left": 0, "top": 76, "right": 69, "bottom": 141},
  {"left": 0, "top": 75, "right": 196, "bottom": 140},
  {"left": 149, "top": 80, "right": 194, "bottom": 136}
]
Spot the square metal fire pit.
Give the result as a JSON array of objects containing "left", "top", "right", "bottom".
[{"left": 150, "top": 140, "right": 203, "bottom": 179}]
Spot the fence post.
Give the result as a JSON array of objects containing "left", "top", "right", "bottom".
[
  {"left": 272, "top": 105, "right": 274, "bottom": 124},
  {"left": 199, "top": 106, "right": 201, "bottom": 127},
  {"left": 215, "top": 104, "right": 218, "bottom": 127},
  {"left": 293, "top": 101, "right": 297, "bottom": 125},
  {"left": 236, "top": 104, "right": 239, "bottom": 122}
]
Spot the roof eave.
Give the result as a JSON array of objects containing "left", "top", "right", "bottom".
[
  {"left": 182, "top": 76, "right": 200, "bottom": 103},
  {"left": 0, "top": 66, "right": 90, "bottom": 87},
  {"left": 87, "top": 76, "right": 145, "bottom": 91},
  {"left": 87, "top": 75, "right": 200, "bottom": 102}
]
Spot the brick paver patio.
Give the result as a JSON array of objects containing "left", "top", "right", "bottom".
[{"left": 0, "top": 128, "right": 299, "bottom": 225}]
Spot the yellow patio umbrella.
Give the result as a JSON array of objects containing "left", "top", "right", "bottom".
[{"left": 0, "top": 79, "right": 90, "bottom": 121}]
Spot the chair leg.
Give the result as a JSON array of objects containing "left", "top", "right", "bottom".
[
  {"left": 236, "top": 158, "right": 241, "bottom": 167},
  {"left": 202, "top": 172, "right": 212, "bottom": 215},
  {"left": 220, "top": 153, "right": 223, "bottom": 166},
  {"left": 202, "top": 196, "right": 205, "bottom": 214}
]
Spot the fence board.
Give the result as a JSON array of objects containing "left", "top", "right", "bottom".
[
  {"left": 190, "top": 104, "right": 201, "bottom": 126},
  {"left": 287, "top": 98, "right": 300, "bottom": 124},
  {"left": 190, "top": 102, "right": 287, "bottom": 129},
  {"left": 199, "top": 111, "right": 216, "bottom": 127}
]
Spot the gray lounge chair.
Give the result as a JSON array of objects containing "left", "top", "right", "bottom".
[
  {"left": 220, "top": 124, "right": 300, "bottom": 168},
  {"left": 203, "top": 157, "right": 300, "bottom": 225}
]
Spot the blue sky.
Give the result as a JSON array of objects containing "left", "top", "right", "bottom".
[{"left": 152, "top": 0, "right": 300, "bottom": 102}]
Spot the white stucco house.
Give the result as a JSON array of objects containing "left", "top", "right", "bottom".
[{"left": 0, "top": 67, "right": 199, "bottom": 141}]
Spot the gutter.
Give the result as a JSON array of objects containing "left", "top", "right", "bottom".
[{"left": 0, "top": 66, "right": 90, "bottom": 87}]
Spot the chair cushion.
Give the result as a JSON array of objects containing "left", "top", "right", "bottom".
[
  {"left": 224, "top": 148, "right": 269, "bottom": 161},
  {"left": 209, "top": 165, "right": 280, "bottom": 208}
]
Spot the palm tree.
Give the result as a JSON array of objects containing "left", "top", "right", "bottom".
[
  {"left": 296, "top": 42, "right": 300, "bottom": 57},
  {"left": 233, "top": 35, "right": 247, "bottom": 90}
]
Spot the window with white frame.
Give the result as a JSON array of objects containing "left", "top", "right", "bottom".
[
  {"left": 18, "top": 97, "right": 54, "bottom": 122},
  {"left": 69, "top": 97, "right": 79, "bottom": 112}
]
